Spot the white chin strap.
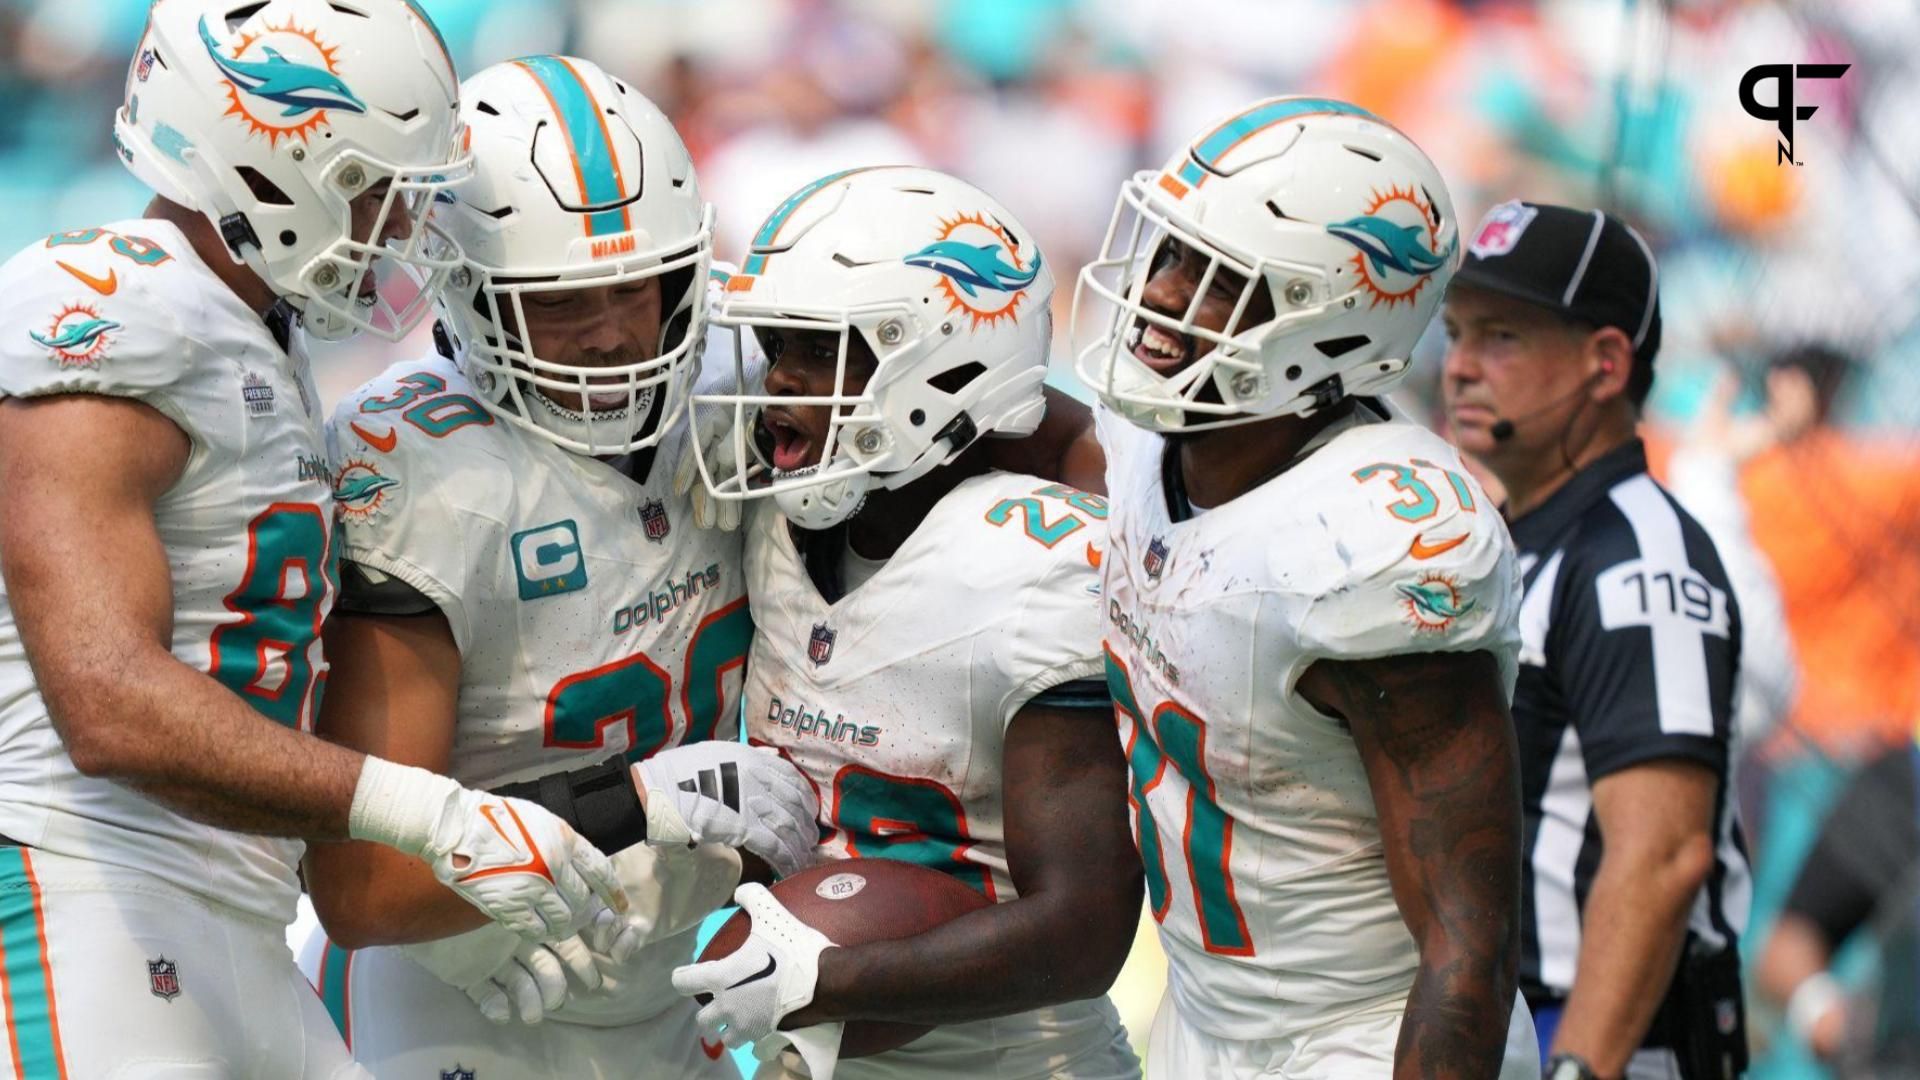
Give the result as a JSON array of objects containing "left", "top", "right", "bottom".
[{"left": 774, "top": 469, "right": 873, "bottom": 530}]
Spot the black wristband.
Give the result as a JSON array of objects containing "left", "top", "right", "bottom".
[{"left": 493, "top": 757, "right": 648, "bottom": 854}]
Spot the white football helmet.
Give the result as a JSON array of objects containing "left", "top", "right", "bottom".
[
  {"left": 113, "top": 0, "right": 470, "bottom": 342},
  {"left": 433, "top": 57, "right": 713, "bottom": 456},
  {"left": 693, "top": 166, "right": 1053, "bottom": 529},
  {"left": 1072, "top": 96, "right": 1461, "bottom": 431}
]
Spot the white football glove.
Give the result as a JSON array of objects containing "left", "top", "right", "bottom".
[
  {"left": 672, "top": 405, "right": 748, "bottom": 532},
  {"left": 670, "top": 883, "right": 837, "bottom": 1049},
  {"left": 349, "top": 758, "right": 628, "bottom": 941},
  {"left": 633, "top": 742, "right": 820, "bottom": 878},
  {"left": 401, "top": 922, "right": 601, "bottom": 1025}
]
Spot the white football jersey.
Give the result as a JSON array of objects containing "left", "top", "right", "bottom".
[
  {"left": 325, "top": 343, "right": 751, "bottom": 1025},
  {"left": 0, "top": 219, "right": 335, "bottom": 924},
  {"left": 1097, "top": 404, "right": 1522, "bottom": 1042},
  {"left": 745, "top": 471, "right": 1137, "bottom": 1076}
]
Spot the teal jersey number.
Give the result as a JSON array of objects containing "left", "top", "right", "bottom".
[
  {"left": 682, "top": 598, "right": 754, "bottom": 744},
  {"left": 986, "top": 483, "right": 1109, "bottom": 548},
  {"left": 543, "top": 597, "right": 754, "bottom": 760},
  {"left": 833, "top": 766, "right": 994, "bottom": 897},
  {"left": 545, "top": 653, "right": 675, "bottom": 764},
  {"left": 1353, "top": 458, "right": 1479, "bottom": 523},
  {"left": 360, "top": 372, "right": 446, "bottom": 414},
  {"left": 44, "top": 227, "right": 173, "bottom": 266},
  {"left": 210, "top": 504, "right": 337, "bottom": 729},
  {"left": 1107, "top": 651, "right": 1254, "bottom": 956},
  {"left": 361, "top": 372, "right": 493, "bottom": 439}
]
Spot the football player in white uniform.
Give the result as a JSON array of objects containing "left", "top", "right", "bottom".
[
  {"left": 675, "top": 167, "right": 1143, "bottom": 1080},
  {"left": 298, "top": 57, "right": 818, "bottom": 1079},
  {"left": 1072, "top": 98, "right": 1539, "bottom": 1078},
  {"left": 0, "top": 4, "right": 630, "bottom": 1077}
]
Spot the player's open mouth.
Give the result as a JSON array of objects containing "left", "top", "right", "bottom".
[
  {"left": 1130, "top": 322, "right": 1191, "bottom": 374},
  {"left": 760, "top": 407, "right": 815, "bottom": 472}
]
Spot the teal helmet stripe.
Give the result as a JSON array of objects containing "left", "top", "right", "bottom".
[
  {"left": 1176, "top": 98, "right": 1380, "bottom": 186},
  {"left": 741, "top": 166, "right": 884, "bottom": 275},
  {"left": 397, "top": 0, "right": 455, "bottom": 75},
  {"left": 513, "top": 56, "right": 630, "bottom": 238}
]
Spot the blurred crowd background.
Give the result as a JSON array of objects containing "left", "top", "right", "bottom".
[{"left": 8, "top": 0, "right": 1920, "bottom": 1074}]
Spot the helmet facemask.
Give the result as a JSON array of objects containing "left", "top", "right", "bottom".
[
  {"left": 694, "top": 300, "right": 933, "bottom": 531},
  {"left": 279, "top": 148, "right": 471, "bottom": 342},
  {"left": 447, "top": 212, "right": 714, "bottom": 457},
  {"left": 1073, "top": 172, "right": 1358, "bottom": 432}
]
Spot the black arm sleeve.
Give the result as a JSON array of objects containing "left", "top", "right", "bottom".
[
  {"left": 492, "top": 756, "right": 650, "bottom": 855},
  {"left": 1783, "top": 748, "right": 1920, "bottom": 947},
  {"left": 1026, "top": 677, "right": 1111, "bottom": 712}
]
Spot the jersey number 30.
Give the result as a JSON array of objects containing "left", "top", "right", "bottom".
[{"left": 543, "top": 598, "right": 755, "bottom": 762}]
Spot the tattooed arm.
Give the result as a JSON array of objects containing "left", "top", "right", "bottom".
[{"left": 1298, "top": 649, "right": 1522, "bottom": 1080}]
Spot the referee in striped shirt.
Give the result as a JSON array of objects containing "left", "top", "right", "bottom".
[{"left": 1440, "top": 201, "right": 1750, "bottom": 1080}]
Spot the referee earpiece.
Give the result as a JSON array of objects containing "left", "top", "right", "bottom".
[{"left": 1488, "top": 365, "right": 1615, "bottom": 442}]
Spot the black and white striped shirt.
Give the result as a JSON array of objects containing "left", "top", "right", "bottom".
[{"left": 1509, "top": 439, "right": 1752, "bottom": 1011}]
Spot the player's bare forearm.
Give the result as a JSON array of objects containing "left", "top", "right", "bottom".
[
  {"left": 1302, "top": 650, "right": 1522, "bottom": 1080},
  {"left": 792, "top": 701, "right": 1140, "bottom": 1027},
  {"left": 0, "top": 394, "right": 365, "bottom": 837},
  {"left": 306, "top": 609, "right": 478, "bottom": 947},
  {"left": 1550, "top": 761, "right": 1715, "bottom": 1076},
  {"left": 983, "top": 385, "right": 1106, "bottom": 494},
  {"left": 39, "top": 597, "right": 368, "bottom": 835},
  {"left": 306, "top": 840, "right": 487, "bottom": 947}
]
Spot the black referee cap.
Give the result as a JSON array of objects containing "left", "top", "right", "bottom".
[{"left": 1452, "top": 201, "right": 1663, "bottom": 383}]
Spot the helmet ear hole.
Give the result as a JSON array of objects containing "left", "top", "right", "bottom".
[
  {"left": 1313, "top": 335, "right": 1369, "bottom": 359},
  {"left": 927, "top": 362, "right": 987, "bottom": 396},
  {"left": 236, "top": 166, "right": 293, "bottom": 206}
]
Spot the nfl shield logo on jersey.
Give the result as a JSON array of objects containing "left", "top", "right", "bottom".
[
  {"left": 441, "top": 1066, "right": 476, "bottom": 1080},
  {"left": 809, "top": 623, "right": 836, "bottom": 666},
  {"left": 147, "top": 956, "right": 181, "bottom": 1002},
  {"left": 1143, "top": 537, "right": 1169, "bottom": 581},
  {"left": 639, "top": 498, "right": 671, "bottom": 542}
]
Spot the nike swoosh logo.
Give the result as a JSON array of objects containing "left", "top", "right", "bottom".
[
  {"left": 349, "top": 421, "right": 398, "bottom": 453},
  {"left": 700, "top": 1039, "right": 726, "bottom": 1060},
  {"left": 56, "top": 262, "right": 117, "bottom": 296},
  {"left": 726, "top": 955, "right": 778, "bottom": 990},
  {"left": 457, "top": 803, "right": 556, "bottom": 886},
  {"left": 1409, "top": 533, "right": 1469, "bottom": 560}
]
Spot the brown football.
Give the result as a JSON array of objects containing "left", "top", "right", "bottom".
[{"left": 699, "top": 858, "right": 993, "bottom": 1058}]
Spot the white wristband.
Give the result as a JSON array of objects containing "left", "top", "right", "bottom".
[
  {"left": 1786, "top": 971, "right": 1843, "bottom": 1041},
  {"left": 348, "top": 756, "right": 457, "bottom": 856}
]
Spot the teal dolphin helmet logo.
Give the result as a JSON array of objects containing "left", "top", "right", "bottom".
[
  {"left": 903, "top": 240, "right": 1042, "bottom": 299},
  {"left": 199, "top": 15, "right": 366, "bottom": 132},
  {"left": 903, "top": 211, "right": 1045, "bottom": 330},
  {"left": 1326, "top": 214, "right": 1453, "bottom": 279},
  {"left": 1322, "top": 185, "right": 1456, "bottom": 311}
]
